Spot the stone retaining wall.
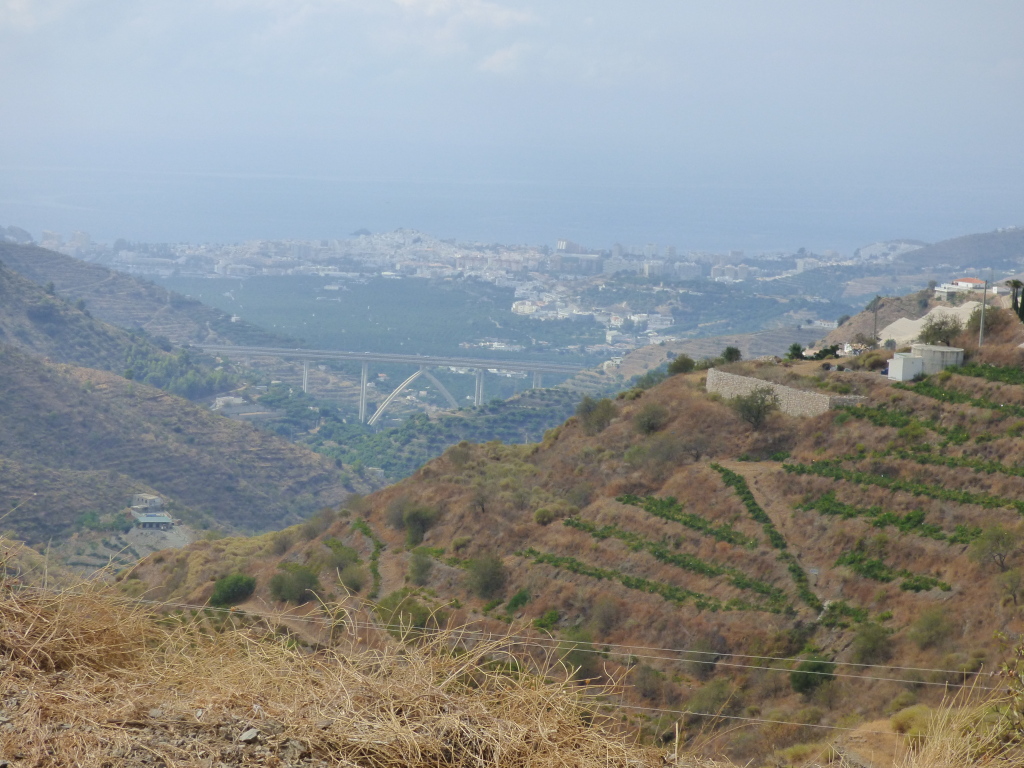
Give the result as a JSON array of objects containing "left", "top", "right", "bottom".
[{"left": 705, "top": 368, "right": 866, "bottom": 418}]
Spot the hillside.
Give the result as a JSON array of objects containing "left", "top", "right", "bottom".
[
  {"left": 0, "top": 242, "right": 289, "bottom": 347},
  {"left": 129, "top": 316, "right": 1024, "bottom": 764},
  {"left": 893, "top": 227, "right": 1024, "bottom": 271},
  {"left": 822, "top": 290, "right": 936, "bottom": 347},
  {"left": 0, "top": 344, "right": 351, "bottom": 543}
]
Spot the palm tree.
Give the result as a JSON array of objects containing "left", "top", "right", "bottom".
[{"left": 1006, "top": 279, "right": 1024, "bottom": 320}]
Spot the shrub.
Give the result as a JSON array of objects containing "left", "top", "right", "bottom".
[
  {"left": 466, "top": 554, "right": 507, "bottom": 599},
  {"left": 506, "top": 588, "right": 530, "bottom": 612},
  {"left": 209, "top": 573, "right": 256, "bottom": 607},
  {"left": 268, "top": 564, "right": 320, "bottom": 605},
  {"left": 269, "top": 530, "right": 295, "bottom": 556},
  {"left": 575, "top": 396, "right": 617, "bottom": 435},
  {"left": 408, "top": 551, "right": 433, "bottom": 586},
  {"left": 322, "top": 539, "right": 360, "bottom": 571},
  {"left": 668, "top": 354, "right": 695, "bottom": 375},
  {"left": 633, "top": 402, "right": 670, "bottom": 434},
  {"left": 403, "top": 506, "right": 439, "bottom": 546},
  {"left": 851, "top": 622, "right": 893, "bottom": 664},
  {"left": 300, "top": 508, "right": 336, "bottom": 540},
  {"left": 687, "top": 678, "right": 738, "bottom": 719},
  {"left": 534, "top": 508, "right": 556, "bottom": 526},
  {"left": 890, "top": 704, "right": 930, "bottom": 735},
  {"left": 374, "top": 589, "right": 446, "bottom": 637},
  {"left": 589, "top": 595, "right": 622, "bottom": 635},
  {"left": 533, "top": 609, "right": 559, "bottom": 630},
  {"left": 386, "top": 496, "right": 413, "bottom": 530},
  {"left": 790, "top": 657, "right": 836, "bottom": 695},
  {"left": 909, "top": 607, "right": 954, "bottom": 649},
  {"left": 338, "top": 564, "right": 367, "bottom": 592},
  {"left": 631, "top": 664, "right": 664, "bottom": 700},
  {"left": 561, "top": 627, "right": 601, "bottom": 681}
]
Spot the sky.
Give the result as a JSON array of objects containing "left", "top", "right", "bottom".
[{"left": 2, "top": 0, "right": 1023, "bottom": 252}]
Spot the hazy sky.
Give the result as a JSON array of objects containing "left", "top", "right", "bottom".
[{"left": 2, "top": 1, "right": 1023, "bottom": 251}]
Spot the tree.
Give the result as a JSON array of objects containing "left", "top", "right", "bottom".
[
  {"left": 721, "top": 346, "right": 742, "bottom": 363},
  {"left": 917, "top": 315, "right": 963, "bottom": 346},
  {"left": 968, "top": 525, "right": 1021, "bottom": 572},
  {"left": 667, "top": 354, "right": 695, "bottom": 375},
  {"left": 730, "top": 386, "right": 778, "bottom": 429},
  {"left": 786, "top": 343, "right": 805, "bottom": 361}
]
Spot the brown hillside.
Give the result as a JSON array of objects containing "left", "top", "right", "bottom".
[
  {"left": 131, "top": 325, "right": 1024, "bottom": 762},
  {"left": 0, "top": 242, "right": 286, "bottom": 346},
  {"left": 0, "top": 344, "right": 349, "bottom": 543},
  {"left": 822, "top": 290, "right": 938, "bottom": 346}
]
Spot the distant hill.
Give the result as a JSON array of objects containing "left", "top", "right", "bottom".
[
  {"left": 894, "top": 226, "right": 1024, "bottom": 270},
  {"left": 0, "top": 344, "right": 351, "bottom": 544},
  {"left": 0, "top": 242, "right": 291, "bottom": 347}
]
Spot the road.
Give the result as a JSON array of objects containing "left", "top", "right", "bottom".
[{"left": 196, "top": 344, "right": 588, "bottom": 375}]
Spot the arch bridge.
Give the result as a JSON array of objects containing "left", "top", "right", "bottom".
[{"left": 197, "top": 345, "right": 586, "bottom": 425}]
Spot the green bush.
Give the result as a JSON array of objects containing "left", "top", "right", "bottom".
[
  {"left": 533, "top": 609, "right": 559, "bottom": 630},
  {"left": 909, "top": 607, "right": 954, "bottom": 649},
  {"left": 408, "top": 551, "right": 433, "bottom": 586},
  {"left": 268, "top": 563, "right": 320, "bottom": 605},
  {"left": 534, "top": 508, "right": 556, "bottom": 526},
  {"left": 633, "top": 402, "right": 670, "bottom": 434},
  {"left": 403, "top": 506, "right": 439, "bottom": 546},
  {"left": 506, "top": 588, "right": 530, "bottom": 612},
  {"left": 722, "top": 346, "right": 742, "bottom": 363},
  {"left": 338, "top": 564, "right": 367, "bottom": 592},
  {"left": 851, "top": 622, "right": 893, "bottom": 664},
  {"left": 209, "top": 573, "right": 256, "bottom": 607},
  {"left": 466, "top": 553, "right": 507, "bottom": 599},
  {"left": 575, "top": 396, "right": 617, "bottom": 435},
  {"left": 632, "top": 664, "right": 665, "bottom": 700},
  {"left": 374, "top": 589, "right": 447, "bottom": 637},
  {"left": 790, "top": 657, "right": 835, "bottom": 694},
  {"left": 668, "top": 354, "right": 695, "bottom": 375}
]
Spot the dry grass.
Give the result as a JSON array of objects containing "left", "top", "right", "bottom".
[{"left": 0, "top": 560, "right": 698, "bottom": 768}]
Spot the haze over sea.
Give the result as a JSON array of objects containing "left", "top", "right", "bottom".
[{"left": 3, "top": 165, "right": 1020, "bottom": 254}]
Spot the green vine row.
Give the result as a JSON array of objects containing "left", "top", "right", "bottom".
[
  {"left": 710, "top": 464, "right": 822, "bottom": 611},
  {"left": 616, "top": 494, "right": 756, "bottom": 547},
  {"left": 797, "top": 490, "right": 981, "bottom": 544},
  {"left": 834, "top": 550, "right": 951, "bottom": 592},
  {"left": 783, "top": 461, "right": 1024, "bottom": 515},
  {"left": 563, "top": 517, "right": 789, "bottom": 611},
  {"left": 517, "top": 548, "right": 753, "bottom": 612},
  {"left": 351, "top": 518, "right": 385, "bottom": 599},
  {"left": 894, "top": 380, "right": 1024, "bottom": 419}
]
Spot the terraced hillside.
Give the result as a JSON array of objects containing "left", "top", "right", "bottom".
[
  {"left": 132, "top": 325, "right": 1024, "bottom": 763},
  {"left": 0, "top": 242, "right": 287, "bottom": 346},
  {"left": 0, "top": 344, "right": 351, "bottom": 543}
]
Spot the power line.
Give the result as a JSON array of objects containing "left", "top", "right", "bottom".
[{"left": 7, "top": 584, "right": 1001, "bottom": 691}]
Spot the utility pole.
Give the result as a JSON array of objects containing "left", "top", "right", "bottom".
[
  {"left": 979, "top": 273, "right": 990, "bottom": 347},
  {"left": 871, "top": 296, "right": 881, "bottom": 347}
]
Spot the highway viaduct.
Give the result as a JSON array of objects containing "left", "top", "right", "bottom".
[{"left": 197, "top": 345, "right": 588, "bottom": 426}]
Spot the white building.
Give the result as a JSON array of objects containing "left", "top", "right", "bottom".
[{"left": 888, "top": 344, "right": 964, "bottom": 382}]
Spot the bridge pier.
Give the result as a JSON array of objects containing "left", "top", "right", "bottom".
[
  {"left": 359, "top": 362, "right": 369, "bottom": 423},
  {"left": 532, "top": 371, "right": 542, "bottom": 389},
  {"left": 474, "top": 369, "right": 485, "bottom": 407}
]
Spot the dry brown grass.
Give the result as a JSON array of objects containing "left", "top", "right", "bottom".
[{"left": 0, "top": 559, "right": 698, "bottom": 767}]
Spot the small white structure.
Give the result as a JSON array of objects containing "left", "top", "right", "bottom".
[
  {"left": 132, "top": 493, "right": 163, "bottom": 510},
  {"left": 888, "top": 344, "right": 964, "bottom": 382}
]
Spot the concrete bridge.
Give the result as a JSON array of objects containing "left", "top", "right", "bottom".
[{"left": 197, "top": 345, "right": 587, "bottom": 426}]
